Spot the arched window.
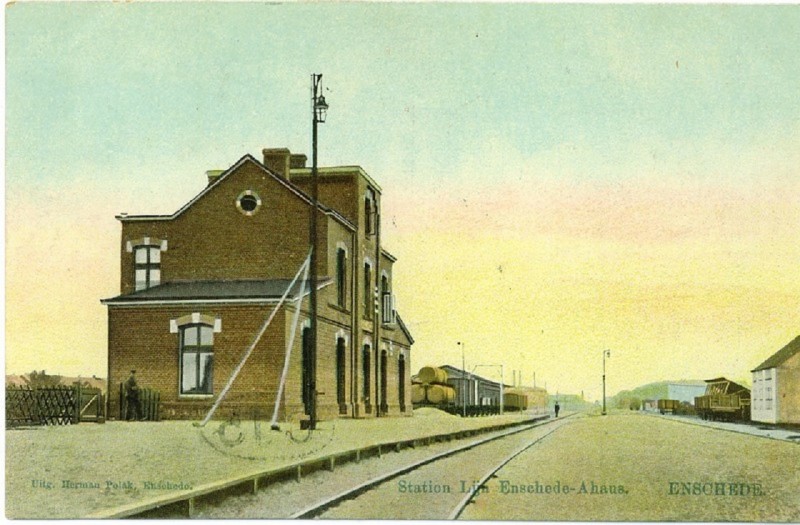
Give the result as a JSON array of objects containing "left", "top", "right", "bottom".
[
  {"left": 336, "top": 248, "right": 347, "bottom": 307},
  {"left": 364, "top": 188, "right": 377, "bottom": 235},
  {"left": 381, "top": 272, "right": 394, "bottom": 325},
  {"left": 398, "top": 354, "right": 406, "bottom": 412},
  {"left": 380, "top": 350, "right": 388, "bottom": 415},
  {"left": 302, "top": 326, "right": 312, "bottom": 415},
  {"left": 336, "top": 337, "right": 346, "bottom": 413},
  {"left": 180, "top": 324, "right": 214, "bottom": 395},
  {"left": 134, "top": 245, "right": 161, "bottom": 291},
  {"left": 363, "top": 261, "right": 372, "bottom": 319},
  {"left": 362, "top": 344, "right": 371, "bottom": 413}
]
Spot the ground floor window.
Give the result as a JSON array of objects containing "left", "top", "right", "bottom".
[
  {"left": 399, "top": 354, "right": 406, "bottom": 412},
  {"left": 362, "top": 345, "right": 371, "bottom": 412},
  {"left": 180, "top": 324, "right": 214, "bottom": 394},
  {"left": 336, "top": 337, "right": 346, "bottom": 413},
  {"left": 380, "top": 350, "right": 388, "bottom": 415},
  {"left": 302, "top": 327, "right": 313, "bottom": 415}
]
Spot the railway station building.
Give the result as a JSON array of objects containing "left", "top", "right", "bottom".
[
  {"left": 751, "top": 334, "right": 800, "bottom": 424},
  {"left": 102, "top": 147, "right": 414, "bottom": 421}
]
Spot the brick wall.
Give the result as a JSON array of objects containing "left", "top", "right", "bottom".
[
  {"left": 109, "top": 304, "right": 287, "bottom": 420},
  {"left": 119, "top": 159, "right": 336, "bottom": 295},
  {"left": 109, "top": 154, "right": 413, "bottom": 421}
]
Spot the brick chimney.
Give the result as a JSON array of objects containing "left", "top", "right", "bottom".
[
  {"left": 290, "top": 154, "right": 307, "bottom": 169},
  {"left": 262, "top": 148, "right": 291, "bottom": 179},
  {"left": 206, "top": 170, "right": 225, "bottom": 186}
]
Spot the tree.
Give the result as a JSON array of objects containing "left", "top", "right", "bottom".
[{"left": 22, "top": 370, "right": 62, "bottom": 388}]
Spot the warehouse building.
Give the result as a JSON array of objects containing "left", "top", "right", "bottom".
[
  {"left": 751, "top": 335, "right": 800, "bottom": 424},
  {"left": 664, "top": 382, "right": 707, "bottom": 404}
]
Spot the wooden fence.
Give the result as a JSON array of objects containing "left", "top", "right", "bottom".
[
  {"left": 5, "top": 385, "right": 98, "bottom": 427},
  {"left": 78, "top": 387, "right": 106, "bottom": 423},
  {"left": 118, "top": 384, "right": 161, "bottom": 421}
]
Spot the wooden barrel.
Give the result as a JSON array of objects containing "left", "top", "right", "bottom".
[
  {"left": 411, "top": 384, "right": 428, "bottom": 404},
  {"left": 418, "top": 366, "right": 448, "bottom": 385},
  {"left": 427, "top": 384, "right": 456, "bottom": 404}
]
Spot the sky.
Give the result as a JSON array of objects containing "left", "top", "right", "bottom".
[{"left": 5, "top": 3, "right": 800, "bottom": 400}]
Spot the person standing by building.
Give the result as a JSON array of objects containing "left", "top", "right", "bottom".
[
  {"left": 554, "top": 401, "right": 560, "bottom": 418},
  {"left": 125, "top": 370, "right": 143, "bottom": 421}
]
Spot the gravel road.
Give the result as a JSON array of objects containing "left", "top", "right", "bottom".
[
  {"left": 167, "top": 415, "right": 568, "bottom": 518},
  {"left": 462, "top": 411, "right": 800, "bottom": 522}
]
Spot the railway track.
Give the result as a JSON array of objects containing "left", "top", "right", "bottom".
[{"left": 291, "top": 413, "right": 577, "bottom": 520}]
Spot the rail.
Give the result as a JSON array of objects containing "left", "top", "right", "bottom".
[
  {"left": 293, "top": 412, "right": 576, "bottom": 519},
  {"left": 448, "top": 421, "right": 568, "bottom": 519},
  {"left": 87, "top": 413, "right": 550, "bottom": 519}
]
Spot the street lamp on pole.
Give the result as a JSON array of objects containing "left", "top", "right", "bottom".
[
  {"left": 305, "top": 73, "right": 329, "bottom": 431},
  {"left": 458, "top": 341, "right": 466, "bottom": 417},
  {"left": 602, "top": 349, "right": 611, "bottom": 416}
]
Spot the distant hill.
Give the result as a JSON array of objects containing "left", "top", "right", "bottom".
[
  {"left": 614, "top": 377, "right": 753, "bottom": 403},
  {"left": 6, "top": 373, "right": 106, "bottom": 393},
  {"left": 611, "top": 380, "right": 706, "bottom": 404}
]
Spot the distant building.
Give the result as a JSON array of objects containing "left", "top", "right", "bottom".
[
  {"left": 664, "top": 382, "right": 707, "bottom": 404},
  {"left": 751, "top": 335, "right": 800, "bottom": 424}
]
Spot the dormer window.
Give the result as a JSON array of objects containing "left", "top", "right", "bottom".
[{"left": 134, "top": 245, "right": 161, "bottom": 291}]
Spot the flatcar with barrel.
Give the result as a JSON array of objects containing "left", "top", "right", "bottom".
[{"left": 412, "top": 365, "right": 548, "bottom": 416}]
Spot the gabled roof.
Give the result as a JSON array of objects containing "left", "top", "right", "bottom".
[
  {"left": 101, "top": 278, "right": 331, "bottom": 306},
  {"left": 439, "top": 365, "right": 501, "bottom": 386},
  {"left": 703, "top": 377, "right": 749, "bottom": 395},
  {"left": 116, "top": 154, "right": 355, "bottom": 231},
  {"left": 752, "top": 334, "right": 800, "bottom": 372},
  {"left": 395, "top": 313, "right": 414, "bottom": 345}
]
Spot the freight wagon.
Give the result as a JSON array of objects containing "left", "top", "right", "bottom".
[
  {"left": 504, "top": 387, "right": 548, "bottom": 413},
  {"left": 694, "top": 377, "right": 751, "bottom": 421},
  {"left": 657, "top": 399, "right": 680, "bottom": 414},
  {"left": 413, "top": 365, "right": 499, "bottom": 416},
  {"left": 412, "top": 365, "right": 548, "bottom": 416}
]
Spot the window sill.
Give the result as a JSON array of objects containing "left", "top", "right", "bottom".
[
  {"left": 328, "top": 304, "right": 351, "bottom": 315},
  {"left": 179, "top": 394, "right": 214, "bottom": 399}
]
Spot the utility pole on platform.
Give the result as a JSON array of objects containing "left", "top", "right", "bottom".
[{"left": 305, "top": 73, "right": 329, "bottom": 431}]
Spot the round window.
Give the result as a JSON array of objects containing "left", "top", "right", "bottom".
[
  {"left": 240, "top": 195, "right": 258, "bottom": 212},
  {"left": 236, "top": 190, "right": 262, "bottom": 216}
]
